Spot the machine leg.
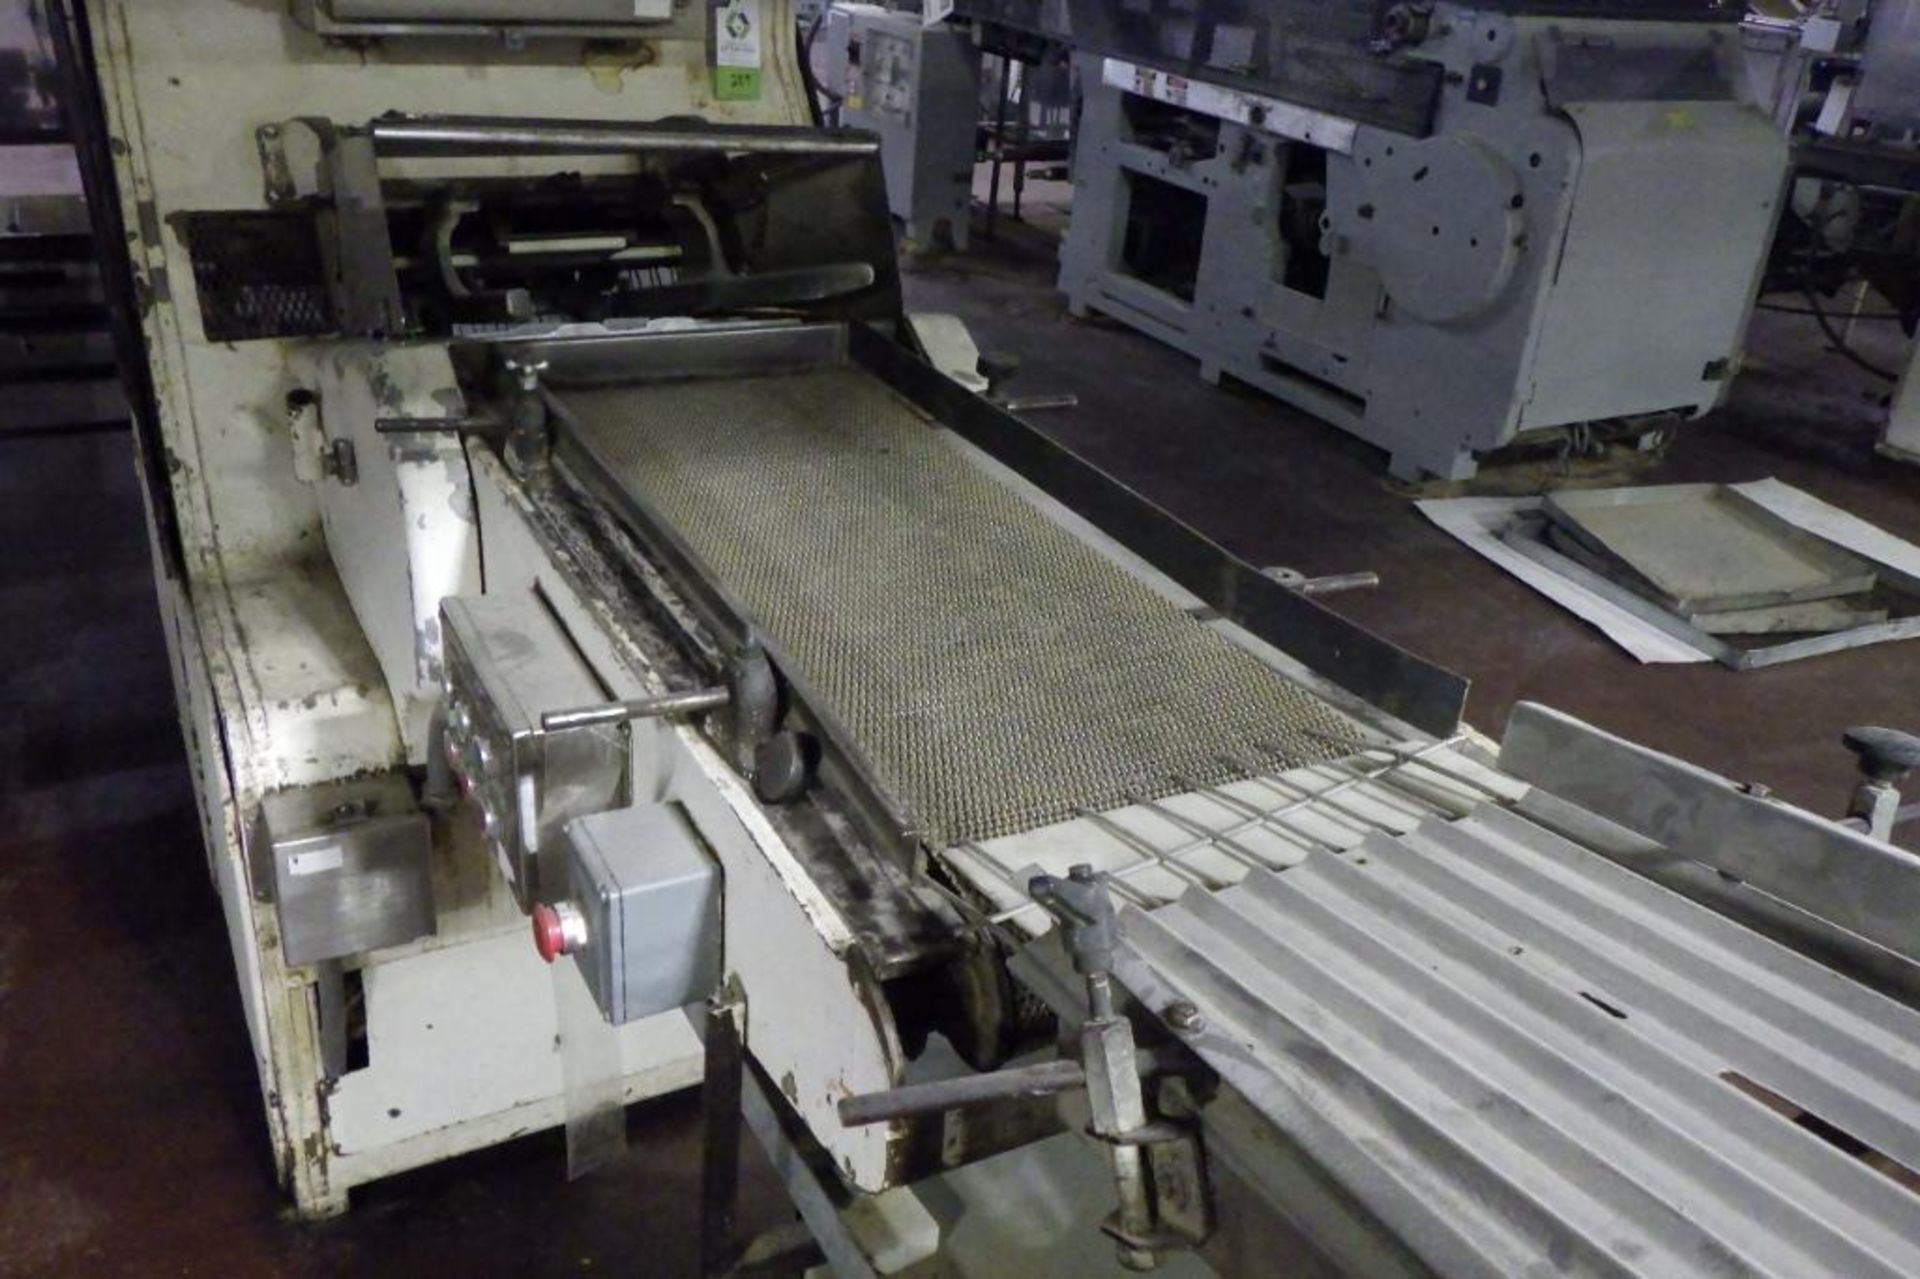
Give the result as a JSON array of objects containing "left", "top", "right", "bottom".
[
  {"left": 1012, "top": 66, "right": 1028, "bottom": 224},
  {"left": 985, "top": 54, "right": 1013, "bottom": 242},
  {"left": 700, "top": 986, "right": 747, "bottom": 1279},
  {"left": 740, "top": 1060, "right": 883, "bottom": 1279},
  {"left": 1879, "top": 335, "right": 1920, "bottom": 464},
  {"left": 1387, "top": 444, "right": 1478, "bottom": 484}
]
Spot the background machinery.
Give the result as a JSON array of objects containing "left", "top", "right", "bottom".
[{"left": 1058, "top": 0, "right": 1790, "bottom": 480}]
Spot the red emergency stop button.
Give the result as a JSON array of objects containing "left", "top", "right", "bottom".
[
  {"left": 531, "top": 901, "right": 587, "bottom": 963},
  {"left": 531, "top": 904, "right": 564, "bottom": 962}
]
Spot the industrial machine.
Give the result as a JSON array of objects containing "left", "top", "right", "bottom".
[
  {"left": 1, "top": 0, "right": 117, "bottom": 441},
  {"left": 55, "top": 0, "right": 1920, "bottom": 1273},
  {"left": 807, "top": 0, "right": 1074, "bottom": 248},
  {"left": 1741, "top": 0, "right": 1920, "bottom": 465},
  {"left": 1059, "top": 1, "right": 1791, "bottom": 480},
  {"left": 816, "top": 3, "right": 983, "bottom": 248}
]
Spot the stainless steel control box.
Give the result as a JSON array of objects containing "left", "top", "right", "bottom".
[
  {"left": 252, "top": 774, "right": 435, "bottom": 967},
  {"left": 562, "top": 804, "right": 720, "bottom": 1026},
  {"left": 440, "top": 594, "right": 628, "bottom": 908}
]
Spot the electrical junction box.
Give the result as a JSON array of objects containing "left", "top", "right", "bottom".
[
  {"left": 825, "top": 4, "right": 982, "bottom": 248},
  {"left": 562, "top": 804, "right": 721, "bottom": 1026},
  {"left": 252, "top": 774, "right": 435, "bottom": 967}
]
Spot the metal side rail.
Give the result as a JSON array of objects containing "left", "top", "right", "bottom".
[{"left": 1111, "top": 803, "right": 1920, "bottom": 1277}]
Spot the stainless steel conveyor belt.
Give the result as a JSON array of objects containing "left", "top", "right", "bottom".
[{"left": 559, "top": 367, "right": 1365, "bottom": 848}]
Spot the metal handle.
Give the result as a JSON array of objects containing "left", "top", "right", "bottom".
[
  {"left": 837, "top": 1060, "right": 1088, "bottom": 1128},
  {"left": 540, "top": 686, "right": 731, "bottom": 734},
  {"left": 1297, "top": 571, "right": 1381, "bottom": 597},
  {"left": 997, "top": 392, "right": 1080, "bottom": 414},
  {"left": 374, "top": 415, "right": 501, "bottom": 435},
  {"left": 370, "top": 116, "right": 880, "bottom": 158}
]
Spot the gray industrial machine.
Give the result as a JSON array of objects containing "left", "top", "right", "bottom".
[
  {"left": 1059, "top": 1, "right": 1790, "bottom": 479},
  {"left": 820, "top": 3, "right": 983, "bottom": 248},
  {"left": 810, "top": 0, "right": 1075, "bottom": 249},
  {"left": 1854, "top": 0, "right": 1920, "bottom": 132},
  {"left": 1738, "top": 0, "right": 1920, "bottom": 465}
]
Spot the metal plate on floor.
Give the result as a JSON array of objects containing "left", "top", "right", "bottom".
[{"left": 1543, "top": 483, "right": 1878, "bottom": 613}]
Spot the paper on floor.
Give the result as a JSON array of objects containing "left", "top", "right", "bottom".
[
  {"left": 1419, "top": 479, "right": 1920, "bottom": 666},
  {"left": 1415, "top": 495, "right": 1714, "bottom": 663}
]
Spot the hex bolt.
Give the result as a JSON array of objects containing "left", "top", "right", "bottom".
[
  {"left": 504, "top": 355, "right": 550, "bottom": 394},
  {"left": 1163, "top": 1001, "right": 1205, "bottom": 1034}
]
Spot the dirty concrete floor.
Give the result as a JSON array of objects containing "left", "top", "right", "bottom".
[{"left": 3, "top": 197, "right": 1918, "bottom": 1277}]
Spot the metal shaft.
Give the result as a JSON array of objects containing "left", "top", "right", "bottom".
[
  {"left": 371, "top": 116, "right": 879, "bottom": 158},
  {"left": 836, "top": 1059, "right": 1088, "bottom": 1127},
  {"left": 998, "top": 392, "right": 1080, "bottom": 414},
  {"left": 541, "top": 686, "right": 730, "bottom": 733},
  {"left": 986, "top": 55, "right": 1013, "bottom": 241},
  {"left": 1297, "top": 571, "right": 1381, "bottom": 597}
]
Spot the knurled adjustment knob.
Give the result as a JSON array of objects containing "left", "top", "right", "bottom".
[
  {"left": 976, "top": 351, "right": 1020, "bottom": 395},
  {"left": 1842, "top": 726, "right": 1920, "bottom": 783}
]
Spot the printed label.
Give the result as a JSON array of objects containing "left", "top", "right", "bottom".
[
  {"left": 714, "top": 0, "right": 763, "bottom": 101},
  {"left": 287, "top": 844, "right": 345, "bottom": 877}
]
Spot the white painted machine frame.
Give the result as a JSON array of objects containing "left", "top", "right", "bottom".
[{"left": 80, "top": 0, "right": 817, "bottom": 1215}]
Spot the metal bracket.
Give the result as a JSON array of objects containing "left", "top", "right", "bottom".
[
  {"left": 1030, "top": 865, "right": 1213, "bottom": 1270},
  {"left": 320, "top": 437, "right": 357, "bottom": 486},
  {"left": 700, "top": 982, "right": 747, "bottom": 1279}
]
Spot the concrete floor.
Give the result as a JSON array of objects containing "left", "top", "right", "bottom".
[{"left": 3, "top": 197, "right": 1918, "bottom": 1277}]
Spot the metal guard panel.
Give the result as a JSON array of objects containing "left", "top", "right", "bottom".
[
  {"left": 1063, "top": 0, "right": 1444, "bottom": 137},
  {"left": 852, "top": 324, "right": 1469, "bottom": 737},
  {"left": 1491, "top": 0, "right": 1742, "bottom": 18},
  {"left": 1116, "top": 806, "right": 1920, "bottom": 1277}
]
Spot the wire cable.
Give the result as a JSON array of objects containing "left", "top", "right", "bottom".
[
  {"left": 1800, "top": 286, "right": 1902, "bottom": 382},
  {"left": 1756, "top": 302, "right": 1909, "bottom": 321}
]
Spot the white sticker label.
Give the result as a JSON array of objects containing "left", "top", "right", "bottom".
[
  {"left": 287, "top": 844, "right": 345, "bottom": 877},
  {"left": 716, "top": 0, "right": 763, "bottom": 70}
]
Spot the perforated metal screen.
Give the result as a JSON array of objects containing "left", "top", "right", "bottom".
[
  {"left": 181, "top": 211, "right": 335, "bottom": 342},
  {"left": 561, "top": 368, "right": 1362, "bottom": 847}
]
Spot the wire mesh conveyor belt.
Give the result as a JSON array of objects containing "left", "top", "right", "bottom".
[{"left": 560, "top": 367, "right": 1365, "bottom": 848}]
